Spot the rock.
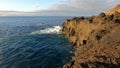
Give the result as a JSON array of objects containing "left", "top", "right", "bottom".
[
  {"left": 106, "top": 4, "right": 120, "bottom": 15},
  {"left": 61, "top": 5, "right": 120, "bottom": 68},
  {"left": 98, "top": 12, "right": 106, "bottom": 17}
]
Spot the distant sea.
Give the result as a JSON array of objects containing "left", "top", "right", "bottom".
[{"left": 0, "top": 16, "right": 75, "bottom": 68}]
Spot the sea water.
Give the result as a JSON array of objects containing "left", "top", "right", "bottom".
[{"left": 0, "top": 16, "right": 75, "bottom": 68}]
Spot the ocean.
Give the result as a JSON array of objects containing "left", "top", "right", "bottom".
[{"left": 0, "top": 16, "right": 75, "bottom": 68}]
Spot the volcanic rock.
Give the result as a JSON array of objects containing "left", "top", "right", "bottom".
[
  {"left": 107, "top": 4, "right": 120, "bottom": 15},
  {"left": 61, "top": 5, "right": 120, "bottom": 68}
]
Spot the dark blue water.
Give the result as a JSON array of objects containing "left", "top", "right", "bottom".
[{"left": 0, "top": 16, "right": 74, "bottom": 68}]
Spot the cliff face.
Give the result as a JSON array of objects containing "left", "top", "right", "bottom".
[
  {"left": 61, "top": 5, "right": 120, "bottom": 68},
  {"left": 107, "top": 4, "right": 120, "bottom": 15}
]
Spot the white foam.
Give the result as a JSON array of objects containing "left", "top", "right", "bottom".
[
  {"left": 31, "top": 26, "right": 61, "bottom": 34},
  {"left": 36, "top": 23, "right": 44, "bottom": 26}
]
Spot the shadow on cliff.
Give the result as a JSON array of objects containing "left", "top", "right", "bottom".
[{"left": 81, "top": 62, "right": 120, "bottom": 68}]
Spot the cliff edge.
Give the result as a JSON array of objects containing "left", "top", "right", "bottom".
[
  {"left": 61, "top": 5, "right": 120, "bottom": 68},
  {"left": 107, "top": 4, "right": 120, "bottom": 15}
]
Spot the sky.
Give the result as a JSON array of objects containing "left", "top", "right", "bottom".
[{"left": 0, "top": 0, "right": 120, "bottom": 16}]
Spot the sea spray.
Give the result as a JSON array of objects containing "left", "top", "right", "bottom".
[{"left": 31, "top": 26, "right": 62, "bottom": 34}]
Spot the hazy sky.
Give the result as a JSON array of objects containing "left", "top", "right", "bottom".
[
  {"left": 0, "top": 0, "right": 120, "bottom": 16},
  {"left": 0, "top": 0, "right": 60, "bottom": 11}
]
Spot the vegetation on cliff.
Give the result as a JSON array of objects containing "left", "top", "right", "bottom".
[{"left": 61, "top": 5, "right": 120, "bottom": 68}]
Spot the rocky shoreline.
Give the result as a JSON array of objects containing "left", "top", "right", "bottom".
[{"left": 61, "top": 5, "right": 120, "bottom": 68}]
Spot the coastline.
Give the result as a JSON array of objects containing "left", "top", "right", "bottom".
[{"left": 61, "top": 6, "right": 120, "bottom": 68}]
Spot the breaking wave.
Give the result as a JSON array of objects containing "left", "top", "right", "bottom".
[{"left": 31, "top": 26, "right": 61, "bottom": 34}]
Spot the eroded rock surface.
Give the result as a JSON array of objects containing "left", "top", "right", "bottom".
[
  {"left": 61, "top": 5, "right": 120, "bottom": 68},
  {"left": 107, "top": 4, "right": 120, "bottom": 15}
]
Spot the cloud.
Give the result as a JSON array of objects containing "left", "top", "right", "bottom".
[
  {"left": 0, "top": 0, "right": 120, "bottom": 16},
  {"left": 45, "top": 0, "right": 120, "bottom": 15},
  {"left": 48, "top": 4, "right": 75, "bottom": 11},
  {"left": 31, "top": 4, "right": 41, "bottom": 11},
  {"left": 32, "top": 4, "right": 40, "bottom": 9}
]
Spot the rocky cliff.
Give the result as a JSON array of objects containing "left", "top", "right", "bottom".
[
  {"left": 61, "top": 5, "right": 120, "bottom": 68},
  {"left": 107, "top": 4, "right": 120, "bottom": 15}
]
